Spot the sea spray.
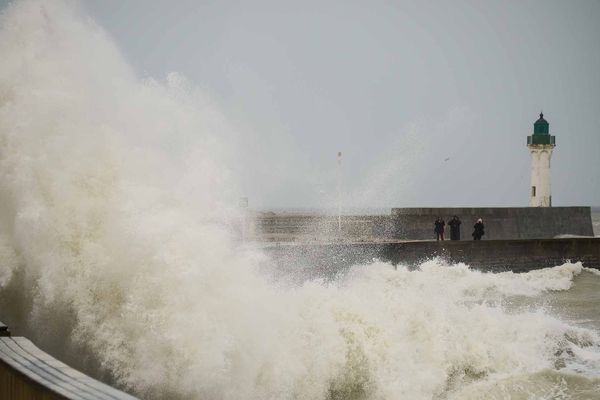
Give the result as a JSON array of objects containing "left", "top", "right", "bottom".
[{"left": 0, "top": 1, "right": 599, "bottom": 400}]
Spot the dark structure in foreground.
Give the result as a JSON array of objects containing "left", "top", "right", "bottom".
[{"left": 0, "top": 325, "right": 137, "bottom": 400}]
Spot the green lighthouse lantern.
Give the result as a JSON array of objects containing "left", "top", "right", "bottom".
[{"left": 527, "top": 112, "right": 555, "bottom": 145}]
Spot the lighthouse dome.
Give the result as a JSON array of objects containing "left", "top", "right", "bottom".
[{"left": 533, "top": 112, "right": 549, "bottom": 135}]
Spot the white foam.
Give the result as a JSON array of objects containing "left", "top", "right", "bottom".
[{"left": 584, "top": 267, "right": 600, "bottom": 277}]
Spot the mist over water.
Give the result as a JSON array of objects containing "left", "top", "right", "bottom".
[{"left": 0, "top": 2, "right": 599, "bottom": 399}]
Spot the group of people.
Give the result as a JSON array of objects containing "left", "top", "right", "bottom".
[{"left": 434, "top": 216, "right": 485, "bottom": 241}]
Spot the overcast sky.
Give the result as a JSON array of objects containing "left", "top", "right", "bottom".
[{"left": 5, "top": 0, "right": 600, "bottom": 209}]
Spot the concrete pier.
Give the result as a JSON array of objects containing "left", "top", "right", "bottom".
[
  {"left": 390, "top": 207, "right": 593, "bottom": 240},
  {"left": 252, "top": 207, "right": 594, "bottom": 242},
  {"left": 264, "top": 237, "right": 600, "bottom": 273}
]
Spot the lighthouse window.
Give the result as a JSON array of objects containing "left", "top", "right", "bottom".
[{"left": 531, "top": 186, "right": 536, "bottom": 197}]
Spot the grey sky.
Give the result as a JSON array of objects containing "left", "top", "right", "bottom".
[{"left": 5, "top": 0, "right": 600, "bottom": 209}]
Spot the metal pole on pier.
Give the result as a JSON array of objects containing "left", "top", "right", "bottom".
[{"left": 337, "top": 151, "right": 342, "bottom": 233}]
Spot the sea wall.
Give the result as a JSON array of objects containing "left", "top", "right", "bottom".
[
  {"left": 264, "top": 238, "right": 600, "bottom": 273},
  {"left": 249, "top": 213, "right": 388, "bottom": 242},
  {"left": 391, "top": 206, "right": 594, "bottom": 240},
  {"left": 251, "top": 207, "right": 594, "bottom": 241}
]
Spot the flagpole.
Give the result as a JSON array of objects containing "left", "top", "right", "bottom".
[{"left": 337, "top": 151, "right": 342, "bottom": 234}]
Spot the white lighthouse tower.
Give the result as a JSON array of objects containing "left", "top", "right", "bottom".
[{"left": 527, "top": 112, "right": 556, "bottom": 207}]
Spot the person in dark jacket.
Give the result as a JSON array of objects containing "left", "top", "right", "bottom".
[
  {"left": 434, "top": 217, "right": 445, "bottom": 241},
  {"left": 448, "top": 215, "right": 461, "bottom": 240},
  {"left": 472, "top": 218, "right": 485, "bottom": 240}
]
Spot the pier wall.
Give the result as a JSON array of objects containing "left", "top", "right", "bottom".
[
  {"left": 264, "top": 238, "right": 600, "bottom": 273},
  {"left": 390, "top": 206, "right": 594, "bottom": 240},
  {"left": 252, "top": 207, "right": 593, "bottom": 241}
]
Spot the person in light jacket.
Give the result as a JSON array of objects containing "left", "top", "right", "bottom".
[{"left": 472, "top": 218, "right": 485, "bottom": 240}]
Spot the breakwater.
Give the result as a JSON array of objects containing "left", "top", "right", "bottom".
[
  {"left": 251, "top": 207, "right": 594, "bottom": 241},
  {"left": 390, "top": 207, "right": 594, "bottom": 240},
  {"left": 263, "top": 237, "right": 600, "bottom": 274}
]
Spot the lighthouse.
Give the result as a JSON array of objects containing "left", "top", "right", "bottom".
[{"left": 527, "top": 112, "right": 556, "bottom": 207}]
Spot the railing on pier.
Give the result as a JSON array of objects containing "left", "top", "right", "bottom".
[{"left": 0, "top": 321, "right": 138, "bottom": 400}]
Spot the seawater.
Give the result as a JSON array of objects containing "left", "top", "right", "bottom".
[{"left": 0, "top": 1, "right": 599, "bottom": 400}]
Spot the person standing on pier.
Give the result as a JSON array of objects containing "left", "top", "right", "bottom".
[
  {"left": 448, "top": 215, "right": 461, "bottom": 240},
  {"left": 434, "top": 217, "right": 445, "bottom": 241},
  {"left": 472, "top": 218, "right": 485, "bottom": 240}
]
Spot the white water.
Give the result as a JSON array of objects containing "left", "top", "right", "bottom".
[{"left": 0, "top": 2, "right": 599, "bottom": 399}]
